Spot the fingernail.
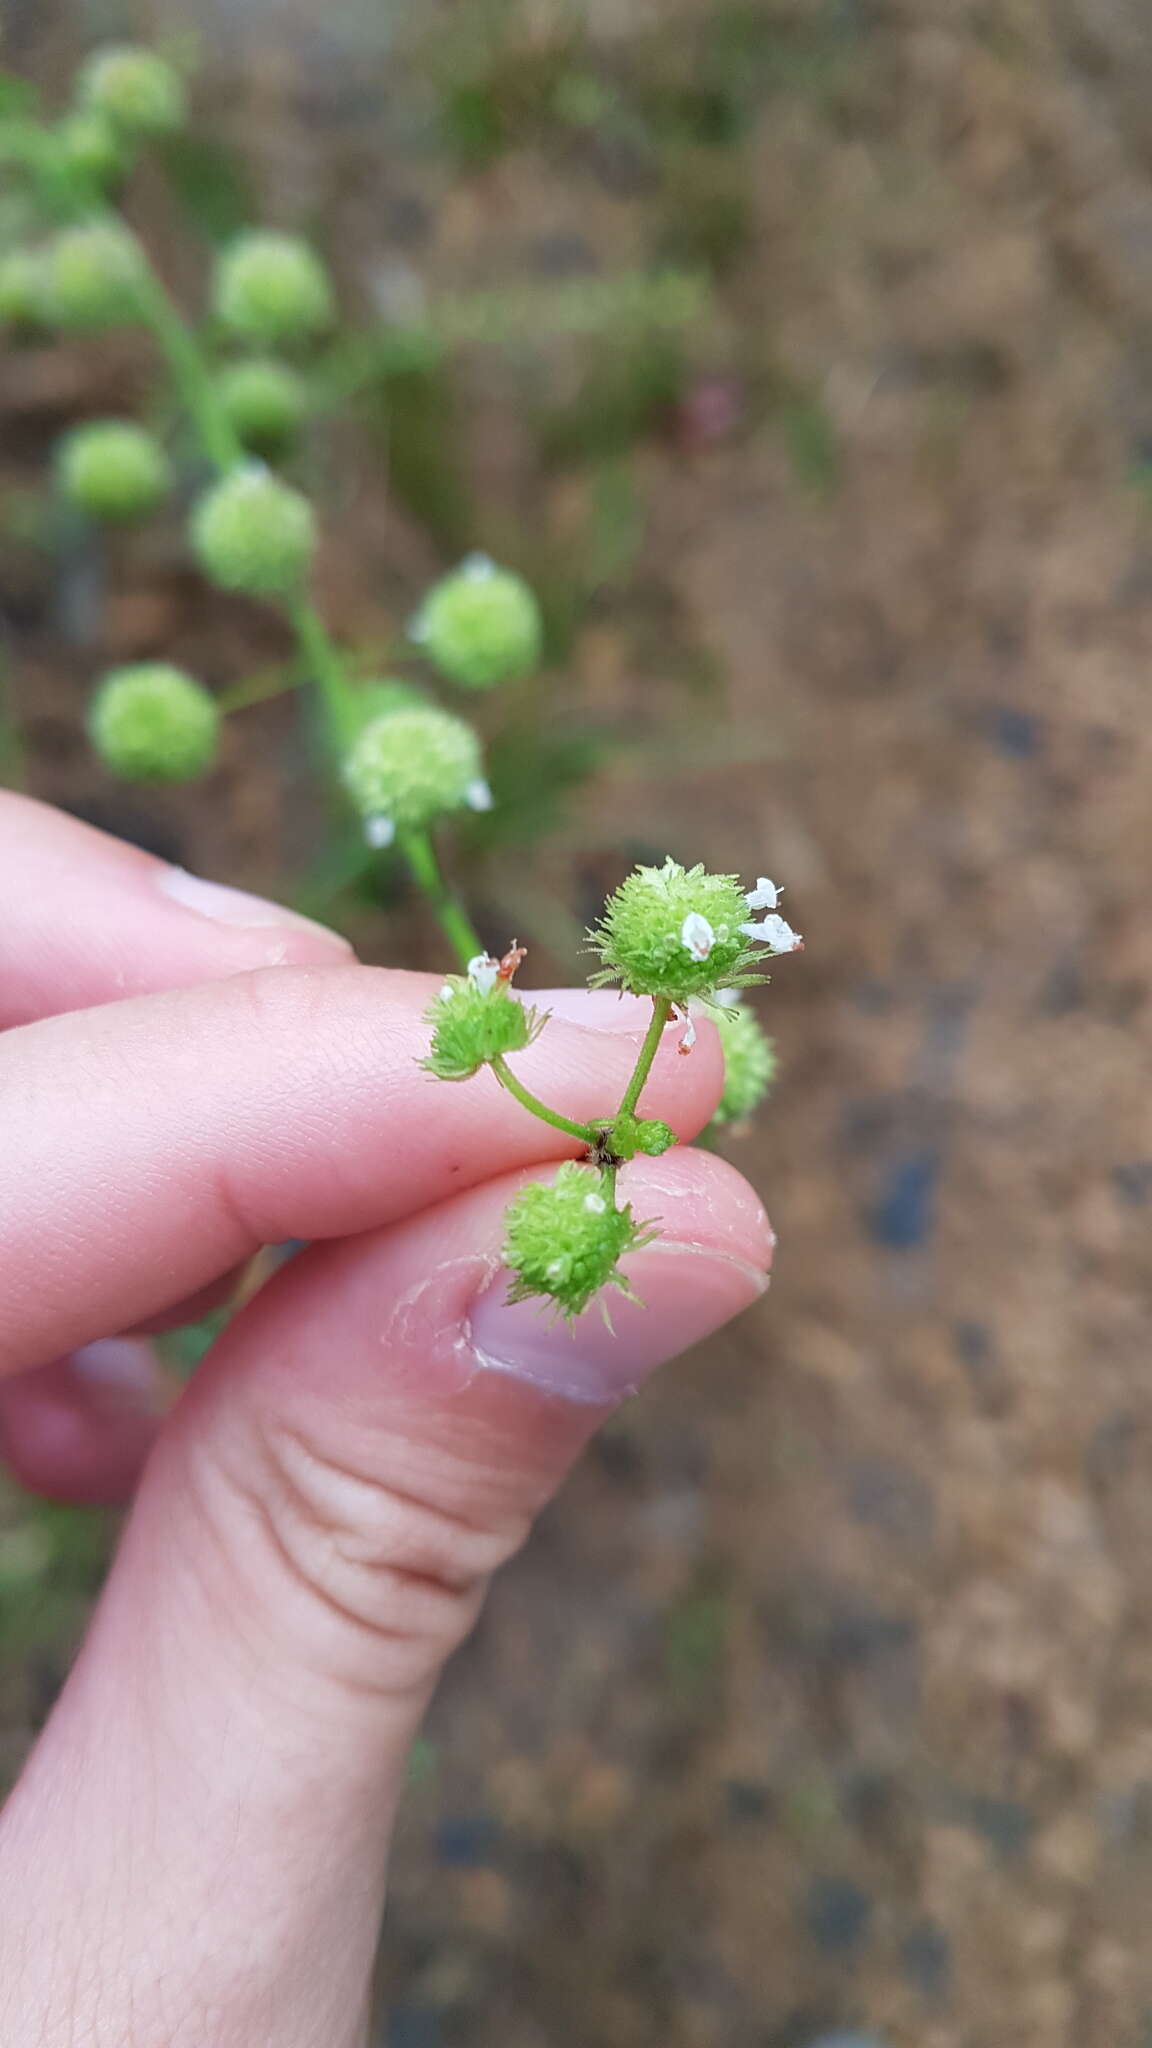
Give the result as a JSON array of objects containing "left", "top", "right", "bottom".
[
  {"left": 469, "top": 1243, "right": 767, "bottom": 1405},
  {"left": 532, "top": 988, "right": 666, "bottom": 1032},
  {"left": 158, "top": 866, "right": 351, "bottom": 950},
  {"left": 69, "top": 1338, "right": 165, "bottom": 1415}
]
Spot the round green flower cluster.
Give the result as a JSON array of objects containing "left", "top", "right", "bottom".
[
  {"left": 215, "top": 358, "right": 308, "bottom": 457},
  {"left": 88, "top": 664, "right": 219, "bottom": 782},
  {"left": 424, "top": 968, "right": 546, "bottom": 1081},
  {"left": 77, "top": 45, "right": 185, "bottom": 137},
  {"left": 590, "top": 858, "right": 756, "bottom": 1003},
  {"left": 213, "top": 233, "right": 333, "bottom": 347},
  {"left": 605, "top": 1111, "right": 678, "bottom": 1159},
  {"left": 711, "top": 1002, "right": 777, "bottom": 1126},
  {"left": 502, "top": 1163, "right": 655, "bottom": 1322},
  {"left": 43, "top": 221, "right": 148, "bottom": 330},
  {"left": 412, "top": 556, "right": 542, "bottom": 691},
  {"left": 342, "top": 704, "right": 489, "bottom": 842},
  {"left": 58, "top": 420, "right": 170, "bottom": 522},
  {"left": 56, "top": 108, "right": 127, "bottom": 189},
  {"left": 191, "top": 467, "right": 315, "bottom": 596},
  {"left": 0, "top": 251, "right": 47, "bottom": 332}
]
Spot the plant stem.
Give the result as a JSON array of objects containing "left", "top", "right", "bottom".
[
  {"left": 489, "top": 1056, "right": 596, "bottom": 1146},
  {"left": 284, "top": 592, "right": 357, "bottom": 739},
  {"left": 617, "top": 996, "right": 673, "bottom": 1118},
  {"left": 135, "top": 267, "right": 242, "bottom": 471},
  {"left": 399, "top": 829, "right": 484, "bottom": 966}
]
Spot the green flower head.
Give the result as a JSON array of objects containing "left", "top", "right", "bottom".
[
  {"left": 77, "top": 45, "right": 186, "bottom": 136},
  {"left": 0, "top": 250, "right": 48, "bottom": 333},
  {"left": 88, "top": 664, "right": 219, "bottom": 782},
  {"left": 412, "top": 554, "right": 542, "bottom": 691},
  {"left": 502, "top": 1162, "right": 656, "bottom": 1322},
  {"left": 43, "top": 221, "right": 148, "bottom": 331},
  {"left": 590, "top": 861, "right": 802, "bottom": 1004},
  {"left": 213, "top": 232, "right": 334, "bottom": 347},
  {"left": 711, "top": 999, "right": 777, "bottom": 1126},
  {"left": 424, "top": 955, "right": 546, "bottom": 1081},
  {"left": 55, "top": 108, "right": 129, "bottom": 189},
  {"left": 57, "top": 420, "right": 170, "bottom": 522},
  {"left": 215, "top": 357, "right": 308, "bottom": 457},
  {"left": 191, "top": 465, "right": 316, "bottom": 597},
  {"left": 341, "top": 704, "right": 491, "bottom": 844}
]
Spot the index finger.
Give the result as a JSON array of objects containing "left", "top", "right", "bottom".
[{"left": 0, "top": 965, "right": 723, "bottom": 1373}]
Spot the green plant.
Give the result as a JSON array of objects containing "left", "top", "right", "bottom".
[{"left": 0, "top": 42, "right": 790, "bottom": 1323}]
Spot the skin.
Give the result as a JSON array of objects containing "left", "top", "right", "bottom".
[{"left": 0, "top": 793, "right": 772, "bottom": 2048}]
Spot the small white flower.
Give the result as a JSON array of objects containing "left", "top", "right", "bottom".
[
  {"left": 742, "top": 913, "right": 802, "bottom": 953},
  {"left": 583, "top": 1192, "right": 607, "bottom": 1215},
  {"left": 547, "top": 1257, "right": 565, "bottom": 1278},
  {"left": 680, "top": 911, "right": 715, "bottom": 961},
  {"left": 465, "top": 777, "right": 494, "bottom": 812},
  {"left": 365, "top": 813, "right": 395, "bottom": 849},
  {"left": 438, "top": 983, "right": 454, "bottom": 1003},
  {"left": 467, "top": 953, "right": 500, "bottom": 995},
  {"left": 745, "top": 876, "right": 780, "bottom": 912},
  {"left": 679, "top": 1013, "right": 698, "bottom": 1053},
  {"left": 714, "top": 987, "right": 741, "bottom": 1009}
]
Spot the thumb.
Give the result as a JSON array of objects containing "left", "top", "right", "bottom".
[{"left": 0, "top": 1148, "right": 770, "bottom": 2048}]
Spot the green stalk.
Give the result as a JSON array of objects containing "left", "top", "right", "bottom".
[
  {"left": 617, "top": 996, "right": 673, "bottom": 1118},
  {"left": 399, "top": 829, "right": 484, "bottom": 966},
  {"left": 489, "top": 1056, "right": 596, "bottom": 1146},
  {"left": 134, "top": 267, "right": 241, "bottom": 471}
]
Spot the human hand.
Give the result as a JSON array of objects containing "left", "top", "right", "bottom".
[{"left": 0, "top": 793, "right": 772, "bottom": 2048}]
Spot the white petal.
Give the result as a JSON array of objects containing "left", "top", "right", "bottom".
[
  {"left": 583, "top": 1192, "right": 607, "bottom": 1214},
  {"left": 714, "top": 988, "right": 741, "bottom": 1009},
  {"left": 465, "top": 777, "right": 494, "bottom": 813},
  {"left": 742, "top": 913, "right": 801, "bottom": 953},
  {"left": 679, "top": 1015, "right": 698, "bottom": 1052},
  {"left": 744, "top": 876, "right": 780, "bottom": 911},
  {"left": 365, "top": 814, "right": 395, "bottom": 849},
  {"left": 467, "top": 953, "right": 500, "bottom": 995},
  {"left": 438, "top": 983, "right": 454, "bottom": 1002},
  {"left": 680, "top": 911, "right": 715, "bottom": 961},
  {"left": 462, "top": 551, "right": 496, "bottom": 579}
]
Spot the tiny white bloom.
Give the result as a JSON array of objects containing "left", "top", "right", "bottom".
[
  {"left": 679, "top": 1014, "right": 697, "bottom": 1052},
  {"left": 745, "top": 877, "right": 780, "bottom": 912},
  {"left": 547, "top": 1257, "right": 565, "bottom": 1279},
  {"left": 680, "top": 911, "right": 715, "bottom": 961},
  {"left": 365, "top": 813, "right": 395, "bottom": 849},
  {"left": 714, "top": 987, "right": 741, "bottom": 1009},
  {"left": 583, "top": 1192, "right": 607, "bottom": 1215},
  {"left": 467, "top": 953, "right": 500, "bottom": 995},
  {"left": 462, "top": 551, "right": 496, "bottom": 580},
  {"left": 742, "top": 913, "right": 802, "bottom": 953},
  {"left": 438, "top": 983, "right": 454, "bottom": 1002},
  {"left": 465, "top": 777, "right": 494, "bottom": 812}
]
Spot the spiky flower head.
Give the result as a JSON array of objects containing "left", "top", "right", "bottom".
[
  {"left": 591, "top": 859, "right": 802, "bottom": 1004},
  {"left": 77, "top": 45, "right": 186, "bottom": 136},
  {"left": 0, "top": 250, "right": 48, "bottom": 333},
  {"left": 412, "top": 554, "right": 542, "bottom": 691},
  {"left": 711, "top": 1001, "right": 777, "bottom": 1126},
  {"left": 43, "top": 221, "right": 148, "bottom": 331},
  {"left": 502, "top": 1163, "right": 656, "bottom": 1322},
  {"left": 57, "top": 420, "right": 170, "bottom": 522},
  {"left": 55, "top": 109, "right": 129, "bottom": 189},
  {"left": 342, "top": 704, "right": 491, "bottom": 843},
  {"left": 215, "top": 357, "right": 308, "bottom": 457},
  {"left": 213, "top": 232, "right": 334, "bottom": 347},
  {"left": 424, "top": 957, "right": 546, "bottom": 1081},
  {"left": 88, "top": 664, "right": 219, "bottom": 782},
  {"left": 190, "top": 465, "right": 315, "bottom": 596}
]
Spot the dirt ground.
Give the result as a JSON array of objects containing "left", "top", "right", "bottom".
[{"left": 5, "top": 3, "right": 1152, "bottom": 2044}]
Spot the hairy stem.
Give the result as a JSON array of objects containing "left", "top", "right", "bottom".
[
  {"left": 399, "top": 830, "right": 484, "bottom": 967},
  {"left": 617, "top": 996, "right": 673, "bottom": 1118},
  {"left": 489, "top": 1057, "right": 596, "bottom": 1146}
]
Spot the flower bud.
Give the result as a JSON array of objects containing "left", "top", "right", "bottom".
[
  {"left": 606, "top": 1111, "right": 678, "bottom": 1159},
  {"left": 502, "top": 1163, "right": 655, "bottom": 1321},
  {"left": 77, "top": 45, "right": 185, "bottom": 137},
  {"left": 213, "top": 232, "right": 333, "bottom": 347},
  {"left": 711, "top": 1002, "right": 776, "bottom": 1126},
  {"left": 0, "top": 250, "right": 47, "bottom": 333},
  {"left": 342, "top": 703, "right": 489, "bottom": 838},
  {"left": 215, "top": 357, "right": 308, "bottom": 457},
  {"left": 191, "top": 466, "right": 315, "bottom": 596},
  {"left": 424, "top": 974, "right": 546, "bottom": 1082},
  {"left": 590, "top": 858, "right": 755, "bottom": 1003},
  {"left": 55, "top": 109, "right": 129, "bottom": 189},
  {"left": 57, "top": 419, "right": 170, "bottom": 522},
  {"left": 412, "top": 554, "right": 542, "bottom": 690},
  {"left": 89, "top": 664, "right": 219, "bottom": 782},
  {"left": 43, "top": 221, "right": 147, "bottom": 331}
]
